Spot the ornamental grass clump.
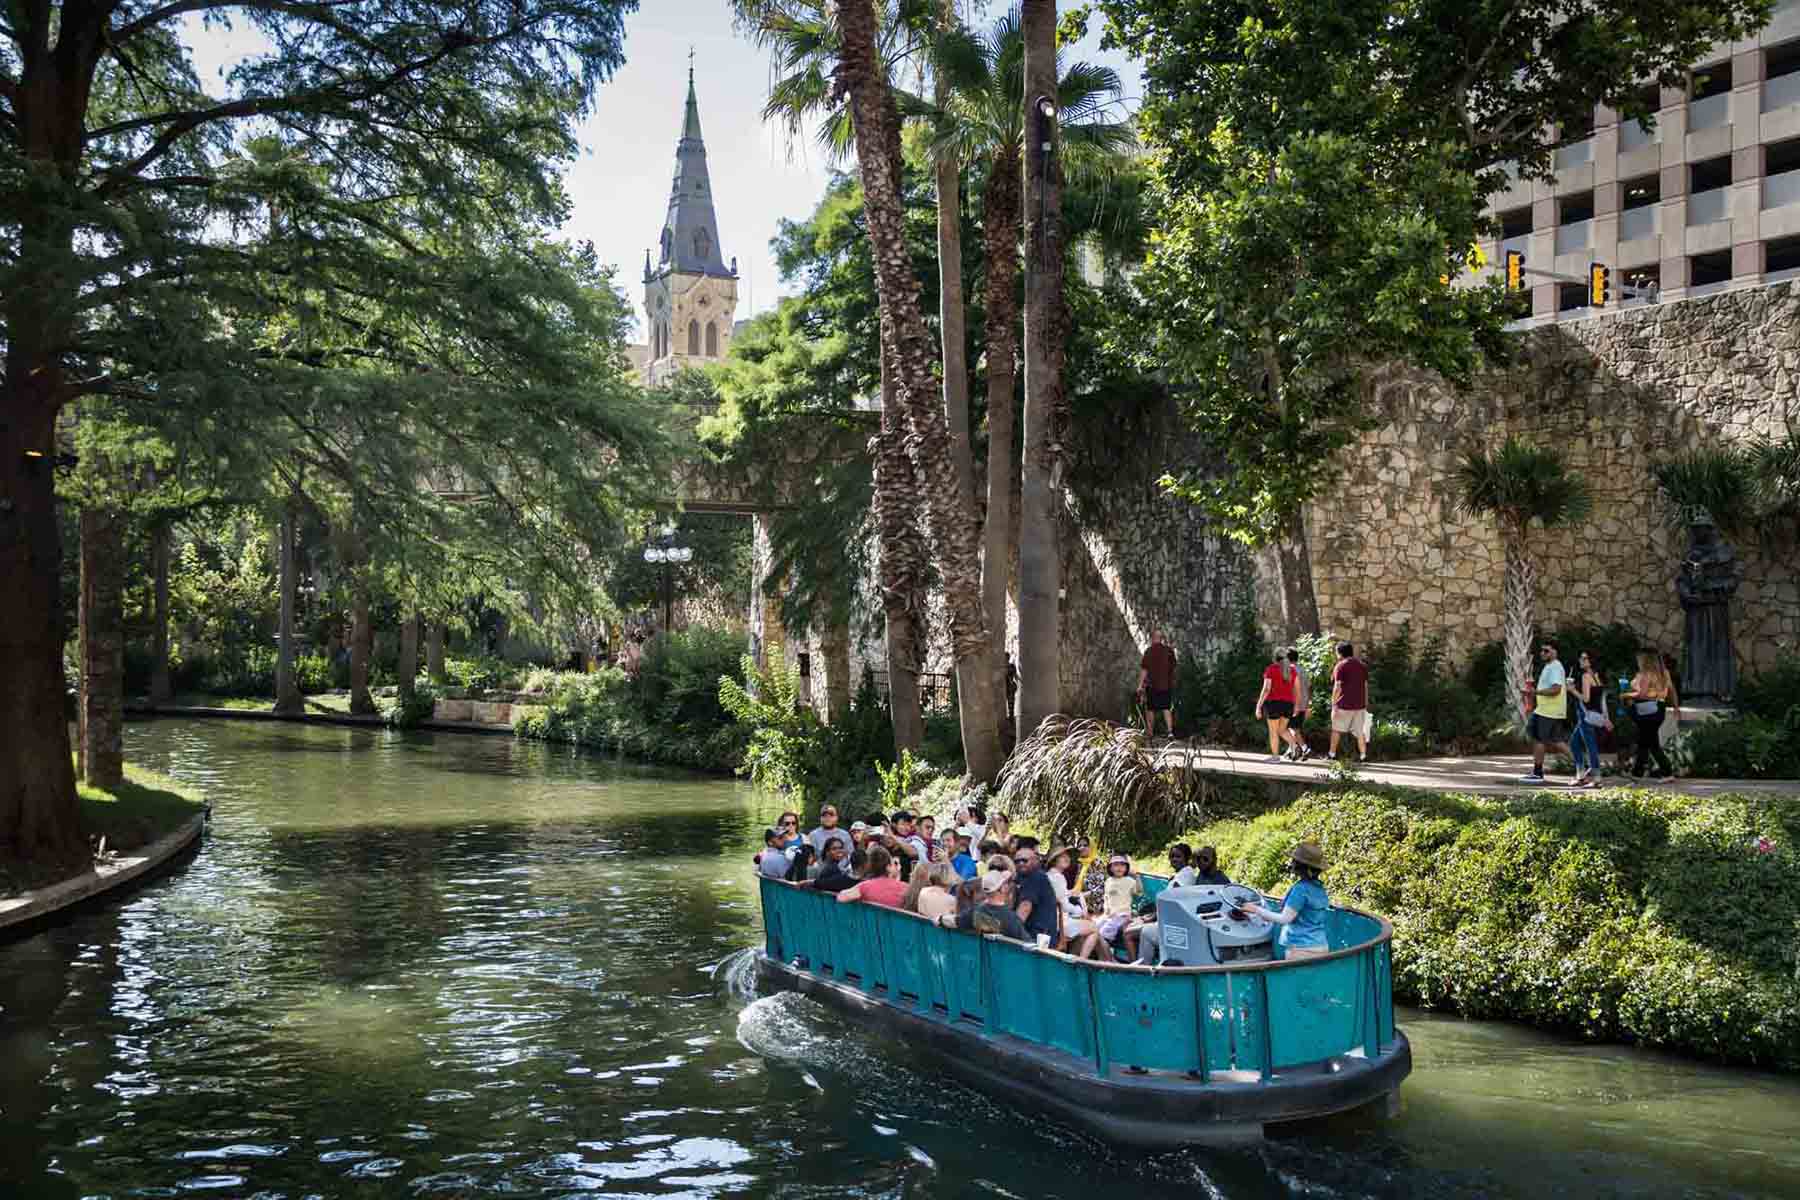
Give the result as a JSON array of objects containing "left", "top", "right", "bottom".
[{"left": 997, "top": 716, "right": 1214, "bottom": 848}]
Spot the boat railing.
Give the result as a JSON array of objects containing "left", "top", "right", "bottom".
[{"left": 758, "top": 875, "right": 1398, "bottom": 1082}]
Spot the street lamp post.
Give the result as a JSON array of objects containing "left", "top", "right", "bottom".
[{"left": 642, "top": 525, "right": 692, "bottom": 638}]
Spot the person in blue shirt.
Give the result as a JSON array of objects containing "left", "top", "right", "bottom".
[
  {"left": 1239, "top": 841, "right": 1331, "bottom": 959},
  {"left": 949, "top": 828, "right": 979, "bottom": 881}
]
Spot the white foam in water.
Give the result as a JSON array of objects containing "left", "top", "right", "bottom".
[
  {"left": 710, "top": 948, "right": 761, "bottom": 1004},
  {"left": 734, "top": 991, "right": 833, "bottom": 1061},
  {"left": 905, "top": 1144, "right": 935, "bottom": 1169}
]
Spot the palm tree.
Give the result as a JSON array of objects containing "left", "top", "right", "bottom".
[
  {"left": 832, "top": 0, "right": 1007, "bottom": 781},
  {"left": 737, "top": 0, "right": 1006, "bottom": 774},
  {"left": 929, "top": 6, "right": 1131, "bottom": 724},
  {"left": 735, "top": 0, "right": 934, "bottom": 753},
  {"left": 1454, "top": 438, "right": 1592, "bottom": 726}
]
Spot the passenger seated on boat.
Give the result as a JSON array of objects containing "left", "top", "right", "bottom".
[
  {"left": 835, "top": 845, "right": 908, "bottom": 908},
  {"left": 1009, "top": 843, "right": 1062, "bottom": 947},
  {"left": 1132, "top": 845, "right": 1233, "bottom": 964},
  {"left": 1075, "top": 855, "right": 1142, "bottom": 960},
  {"left": 808, "top": 805, "right": 853, "bottom": 857},
  {"left": 786, "top": 844, "right": 819, "bottom": 884},
  {"left": 975, "top": 840, "right": 1003, "bottom": 875},
  {"left": 950, "top": 829, "right": 979, "bottom": 880},
  {"left": 905, "top": 862, "right": 959, "bottom": 920},
  {"left": 1046, "top": 846, "right": 1096, "bottom": 946},
  {"left": 918, "top": 815, "right": 939, "bottom": 860},
  {"left": 777, "top": 811, "right": 803, "bottom": 850},
  {"left": 934, "top": 867, "right": 1029, "bottom": 940},
  {"left": 891, "top": 811, "right": 930, "bottom": 865},
  {"left": 757, "top": 828, "right": 793, "bottom": 879},
  {"left": 808, "top": 846, "right": 864, "bottom": 894},
  {"left": 805, "top": 837, "right": 850, "bottom": 884},
  {"left": 1237, "top": 842, "right": 1331, "bottom": 959}
]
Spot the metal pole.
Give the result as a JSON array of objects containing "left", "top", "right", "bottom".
[{"left": 663, "top": 563, "right": 673, "bottom": 636}]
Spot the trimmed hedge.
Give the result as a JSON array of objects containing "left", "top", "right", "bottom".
[{"left": 1179, "top": 786, "right": 1799, "bottom": 1071}]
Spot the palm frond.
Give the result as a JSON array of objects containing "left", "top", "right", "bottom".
[
  {"left": 1454, "top": 436, "right": 1591, "bottom": 533},
  {"left": 1650, "top": 447, "right": 1760, "bottom": 535},
  {"left": 997, "top": 716, "right": 1214, "bottom": 849}
]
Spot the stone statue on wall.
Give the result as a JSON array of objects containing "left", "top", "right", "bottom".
[{"left": 1677, "top": 518, "right": 1739, "bottom": 699}]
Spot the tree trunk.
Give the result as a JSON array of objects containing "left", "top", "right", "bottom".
[
  {"left": 397, "top": 610, "right": 420, "bottom": 703},
  {"left": 935, "top": 68, "right": 975, "bottom": 522},
  {"left": 1016, "top": 0, "right": 1065, "bottom": 739},
  {"left": 874, "top": 349, "right": 927, "bottom": 754},
  {"left": 149, "top": 521, "right": 172, "bottom": 705},
  {"left": 274, "top": 501, "right": 303, "bottom": 715},
  {"left": 426, "top": 622, "right": 447, "bottom": 683},
  {"left": 79, "top": 503, "right": 125, "bottom": 790},
  {"left": 1254, "top": 509, "right": 1324, "bottom": 642},
  {"left": 822, "top": 611, "right": 852, "bottom": 726},
  {"left": 349, "top": 584, "right": 376, "bottom": 715},
  {"left": 838, "top": 0, "right": 1004, "bottom": 783},
  {"left": 981, "top": 143, "right": 1022, "bottom": 731},
  {"left": 1503, "top": 535, "right": 1536, "bottom": 730}
]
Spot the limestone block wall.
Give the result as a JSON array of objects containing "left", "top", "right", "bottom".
[
  {"left": 1307, "top": 284, "right": 1800, "bottom": 673},
  {"left": 1050, "top": 412, "right": 1254, "bottom": 717}
]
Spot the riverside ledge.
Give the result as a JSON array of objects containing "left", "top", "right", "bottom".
[
  {"left": 124, "top": 702, "right": 520, "bottom": 736},
  {"left": 0, "top": 811, "right": 208, "bottom": 939}
]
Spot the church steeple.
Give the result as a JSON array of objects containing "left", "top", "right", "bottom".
[{"left": 656, "top": 62, "right": 733, "bottom": 280}]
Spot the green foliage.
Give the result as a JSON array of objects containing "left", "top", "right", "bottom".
[
  {"left": 1736, "top": 648, "right": 1800, "bottom": 722},
  {"left": 442, "top": 656, "right": 529, "bottom": 694},
  {"left": 875, "top": 749, "right": 924, "bottom": 811},
  {"left": 715, "top": 650, "right": 898, "bottom": 799},
  {"left": 635, "top": 627, "right": 750, "bottom": 731},
  {"left": 1455, "top": 437, "right": 1593, "bottom": 537},
  {"left": 1190, "top": 785, "right": 1799, "bottom": 1069},
  {"left": 386, "top": 683, "right": 440, "bottom": 731},
  {"left": 1650, "top": 448, "right": 1762, "bottom": 536},
  {"left": 1664, "top": 649, "right": 1800, "bottom": 779},
  {"left": 998, "top": 716, "right": 1218, "bottom": 847}
]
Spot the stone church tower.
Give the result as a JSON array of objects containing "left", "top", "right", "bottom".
[{"left": 641, "top": 65, "right": 738, "bottom": 388}]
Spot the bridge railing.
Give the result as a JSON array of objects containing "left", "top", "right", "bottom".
[{"left": 758, "top": 875, "right": 1397, "bottom": 1081}]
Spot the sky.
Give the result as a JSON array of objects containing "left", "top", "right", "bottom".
[{"left": 182, "top": 1, "right": 1141, "bottom": 343}]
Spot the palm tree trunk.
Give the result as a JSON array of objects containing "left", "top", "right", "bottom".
[
  {"left": 149, "top": 520, "right": 172, "bottom": 705},
  {"left": 934, "top": 12, "right": 975, "bottom": 524},
  {"left": 349, "top": 582, "right": 376, "bottom": 716},
  {"left": 274, "top": 499, "right": 303, "bottom": 715},
  {"left": 78, "top": 502, "right": 125, "bottom": 789},
  {"left": 981, "top": 143, "right": 1022, "bottom": 731},
  {"left": 875, "top": 347, "right": 927, "bottom": 753},
  {"left": 1503, "top": 534, "right": 1536, "bottom": 729},
  {"left": 1017, "top": 0, "right": 1064, "bottom": 738},
  {"left": 839, "top": 0, "right": 1004, "bottom": 782}
]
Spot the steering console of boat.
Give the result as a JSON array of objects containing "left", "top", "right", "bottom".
[{"left": 1154, "top": 883, "right": 1276, "bottom": 966}]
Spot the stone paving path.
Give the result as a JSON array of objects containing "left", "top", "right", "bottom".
[{"left": 1152, "top": 742, "right": 1800, "bottom": 797}]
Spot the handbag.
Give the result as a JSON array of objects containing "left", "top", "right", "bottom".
[{"left": 1583, "top": 705, "right": 1608, "bottom": 727}]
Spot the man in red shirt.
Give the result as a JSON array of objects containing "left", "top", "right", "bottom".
[
  {"left": 1138, "top": 629, "right": 1178, "bottom": 739},
  {"left": 1330, "top": 641, "right": 1371, "bottom": 762}
]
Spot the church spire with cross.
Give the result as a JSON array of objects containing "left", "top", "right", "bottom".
[
  {"left": 652, "top": 57, "right": 733, "bottom": 280},
  {"left": 640, "top": 55, "right": 739, "bottom": 386}
]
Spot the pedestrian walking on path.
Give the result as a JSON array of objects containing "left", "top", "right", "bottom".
[
  {"left": 1138, "top": 629, "right": 1177, "bottom": 739},
  {"left": 1285, "top": 648, "right": 1314, "bottom": 760},
  {"left": 1329, "top": 641, "right": 1371, "bottom": 762},
  {"left": 1623, "top": 652, "right": 1678, "bottom": 781},
  {"left": 1520, "top": 640, "right": 1568, "bottom": 784},
  {"left": 1255, "top": 648, "right": 1307, "bottom": 763},
  {"left": 1567, "top": 650, "right": 1608, "bottom": 787}
]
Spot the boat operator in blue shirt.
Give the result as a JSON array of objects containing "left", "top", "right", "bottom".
[{"left": 1239, "top": 842, "right": 1331, "bottom": 959}]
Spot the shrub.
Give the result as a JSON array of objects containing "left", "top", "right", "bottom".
[
  {"left": 1189, "top": 786, "right": 1799, "bottom": 1069},
  {"left": 386, "top": 682, "right": 439, "bottom": 730}
]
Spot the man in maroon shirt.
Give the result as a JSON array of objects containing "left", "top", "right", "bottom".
[
  {"left": 1330, "top": 641, "right": 1371, "bottom": 761},
  {"left": 1138, "top": 629, "right": 1178, "bottom": 739}
]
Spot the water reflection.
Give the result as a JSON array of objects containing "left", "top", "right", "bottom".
[{"left": 0, "top": 718, "right": 1795, "bottom": 1199}]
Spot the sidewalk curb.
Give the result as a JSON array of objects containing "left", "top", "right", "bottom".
[{"left": 1, "top": 811, "right": 208, "bottom": 941}]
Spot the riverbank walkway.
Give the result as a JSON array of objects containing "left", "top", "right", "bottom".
[{"left": 1150, "top": 742, "right": 1800, "bottom": 797}]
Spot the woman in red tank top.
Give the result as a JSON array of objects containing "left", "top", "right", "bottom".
[{"left": 1254, "top": 649, "right": 1305, "bottom": 763}]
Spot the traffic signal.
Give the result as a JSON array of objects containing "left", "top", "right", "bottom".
[
  {"left": 1589, "top": 262, "right": 1610, "bottom": 307},
  {"left": 1504, "top": 250, "right": 1525, "bottom": 292}
]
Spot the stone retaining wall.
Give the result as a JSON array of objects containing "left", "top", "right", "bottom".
[{"left": 1306, "top": 284, "right": 1800, "bottom": 673}]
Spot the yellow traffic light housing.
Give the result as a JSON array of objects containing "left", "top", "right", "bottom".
[
  {"left": 1504, "top": 250, "right": 1525, "bottom": 292},
  {"left": 1589, "top": 262, "right": 1610, "bottom": 307}
]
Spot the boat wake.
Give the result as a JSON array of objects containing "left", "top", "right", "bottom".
[{"left": 709, "top": 946, "right": 762, "bottom": 1004}]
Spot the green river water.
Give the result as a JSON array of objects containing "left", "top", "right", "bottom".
[{"left": 1, "top": 718, "right": 1797, "bottom": 1199}]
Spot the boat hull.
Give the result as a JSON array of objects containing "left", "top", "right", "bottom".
[{"left": 756, "top": 950, "right": 1411, "bottom": 1147}]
